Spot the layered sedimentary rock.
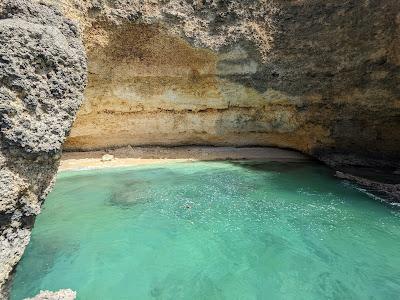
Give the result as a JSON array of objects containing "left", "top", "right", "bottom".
[
  {"left": 0, "top": 0, "right": 86, "bottom": 296},
  {"left": 55, "top": 0, "right": 400, "bottom": 169},
  {"left": 1, "top": 0, "right": 400, "bottom": 297},
  {"left": 67, "top": 24, "right": 324, "bottom": 152}
]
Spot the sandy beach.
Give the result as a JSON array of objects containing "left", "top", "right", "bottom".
[{"left": 59, "top": 146, "right": 311, "bottom": 171}]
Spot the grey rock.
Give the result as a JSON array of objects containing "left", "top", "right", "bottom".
[
  {"left": 336, "top": 171, "right": 400, "bottom": 204},
  {"left": 24, "top": 289, "right": 76, "bottom": 300},
  {"left": 0, "top": 0, "right": 87, "bottom": 296}
]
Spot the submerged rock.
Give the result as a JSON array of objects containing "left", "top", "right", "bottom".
[
  {"left": 24, "top": 289, "right": 76, "bottom": 300},
  {"left": 0, "top": 0, "right": 87, "bottom": 296}
]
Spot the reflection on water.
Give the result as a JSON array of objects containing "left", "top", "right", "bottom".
[{"left": 11, "top": 161, "right": 400, "bottom": 300}]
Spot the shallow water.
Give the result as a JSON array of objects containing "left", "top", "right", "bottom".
[{"left": 11, "top": 161, "right": 400, "bottom": 300}]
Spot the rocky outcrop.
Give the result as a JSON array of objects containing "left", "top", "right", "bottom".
[
  {"left": 24, "top": 289, "right": 76, "bottom": 300},
  {"left": 336, "top": 171, "right": 400, "bottom": 203},
  {"left": 0, "top": 0, "right": 87, "bottom": 296},
  {"left": 51, "top": 0, "right": 400, "bottom": 171}
]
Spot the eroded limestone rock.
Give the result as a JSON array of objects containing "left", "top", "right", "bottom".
[
  {"left": 47, "top": 0, "right": 399, "bottom": 170},
  {"left": 0, "top": 0, "right": 87, "bottom": 296}
]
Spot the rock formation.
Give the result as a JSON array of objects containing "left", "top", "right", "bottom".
[
  {"left": 1, "top": 0, "right": 400, "bottom": 298},
  {"left": 51, "top": 0, "right": 399, "bottom": 171},
  {"left": 0, "top": 0, "right": 87, "bottom": 297},
  {"left": 24, "top": 289, "right": 76, "bottom": 300}
]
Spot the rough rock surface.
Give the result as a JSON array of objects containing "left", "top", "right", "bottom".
[
  {"left": 335, "top": 171, "right": 400, "bottom": 204},
  {"left": 50, "top": 0, "right": 400, "bottom": 172},
  {"left": 1, "top": 0, "right": 400, "bottom": 297},
  {"left": 0, "top": 0, "right": 87, "bottom": 297},
  {"left": 24, "top": 289, "right": 76, "bottom": 300}
]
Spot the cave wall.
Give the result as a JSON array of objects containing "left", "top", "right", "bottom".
[
  {"left": 65, "top": 22, "right": 325, "bottom": 152},
  {"left": 57, "top": 0, "right": 400, "bottom": 167}
]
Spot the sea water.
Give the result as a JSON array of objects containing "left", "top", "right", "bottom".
[{"left": 10, "top": 161, "right": 400, "bottom": 299}]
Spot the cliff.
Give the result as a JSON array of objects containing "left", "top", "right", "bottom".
[
  {"left": 55, "top": 0, "right": 400, "bottom": 169},
  {"left": 0, "top": 0, "right": 87, "bottom": 296}
]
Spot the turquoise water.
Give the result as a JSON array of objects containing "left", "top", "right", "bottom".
[{"left": 10, "top": 161, "right": 400, "bottom": 300}]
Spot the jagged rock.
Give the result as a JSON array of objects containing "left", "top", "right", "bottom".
[
  {"left": 0, "top": 0, "right": 87, "bottom": 296},
  {"left": 335, "top": 171, "right": 400, "bottom": 203},
  {"left": 24, "top": 289, "right": 76, "bottom": 300}
]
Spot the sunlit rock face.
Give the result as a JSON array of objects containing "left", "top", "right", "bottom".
[
  {"left": 0, "top": 0, "right": 86, "bottom": 295},
  {"left": 65, "top": 23, "right": 322, "bottom": 152},
  {"left": 58, "top": 0, "right": 400, "bottom": 168}
]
